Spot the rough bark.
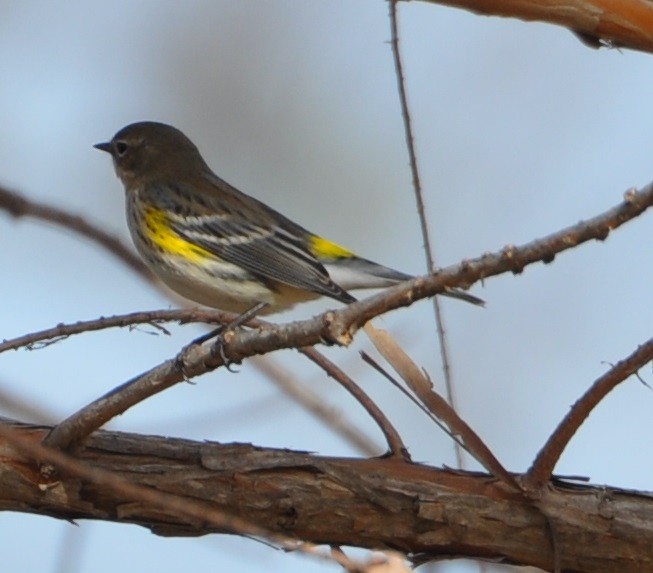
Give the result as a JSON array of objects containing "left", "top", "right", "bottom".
[{"left": 1, "top": 421, "right": 652, "bottom": 571}]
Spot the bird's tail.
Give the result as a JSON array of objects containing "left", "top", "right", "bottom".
[
  {"left": 441, "top": 287, "right": 485, "bottom": 307},
  {"left": 324, "top": 257, "right": 484, "bottom": 307}
]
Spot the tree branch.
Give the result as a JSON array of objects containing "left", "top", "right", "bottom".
[
  {"left": 0, "top": 419, "right": 377, "bottom": 571},
  {"left": 299, "top": 346, "right": 409, "bottom": 458},
  {"left": 0, "top": 309, "right": 235, "bottom": 354},
  {"left": 418, "top": 0, "right": 653, "bottom": 54},
  {"left": 389, "top": 0, "right": 464, "bottom": 469},
  {"left": 0, "top": 185, "right": 152, "bottom": 281},
  {"left": 2, "top": 419, "right": 652, "bottom": 572},
  {"left": 363, "top": 323, "right": 519, "bottom": 490},
  {"left": 525, "top": 336, "right": 653, "bottom": 488},
  {"left": 6, "top": 183, "right": 653, "bottom": 453},
  {"left": 5, "top": 183, "right": 653, "bottom": 356}
]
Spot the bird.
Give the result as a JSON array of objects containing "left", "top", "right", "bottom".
[{"left": 94, "top": 121, "right": 483, "bottom": 315}]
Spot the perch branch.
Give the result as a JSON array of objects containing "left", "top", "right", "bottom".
[{"left": 5, "top": 182, "right": 652, "bottom": 452}]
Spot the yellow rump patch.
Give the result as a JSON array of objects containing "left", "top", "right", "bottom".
[
  {"left": 144, "top": 208, "right": 213, "bottom": 262},
  {"left": 310, "top": 235, "right": 355, "bottom": 260}
]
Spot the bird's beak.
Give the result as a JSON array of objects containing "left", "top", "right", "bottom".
[{"left": 94, "top": 142, "right": 112, "bottom": 154}]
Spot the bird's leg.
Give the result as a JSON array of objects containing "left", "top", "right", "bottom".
[
  {"left": 176, "top": 302, "right": 269, "bottom": 375},
  {"left": 206, "top": 302, "right": 269, "bottom": 371},
  {"left": 192, "top": 301, "right": 268, "bottom": 346}
]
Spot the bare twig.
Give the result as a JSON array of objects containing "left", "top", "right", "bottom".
[
  {"left": 0, "top": 385, "right": 58, "bottom": 424},
  {"left": 0, "top": 185, "right": 152, "bottom": 280},
  {"left": 0, "top": 307, "right": 381, "bottom": 455},
  {"left": 0, "top": 308, "right": 239, "bottom": 354},
  {"left": 389, "top": 0, "right": 464, "bottom": 468},
  {"left": 0, "top": 305, "right": 398, "bottom": 455},
  {"left": 299, "top": 347, "right": 409, "bottom": 458},
  {"left": 525, "top": 337, "right": 653, "bottom": 489},
  {"left": 255, "top": 356, "right": 381, "bottom": 456},
  {"left": 364, "top": 323, "right": 519, "bottom": 490},
  {"left": 388, "top": 1, "right": 434, "bottom": 274}
]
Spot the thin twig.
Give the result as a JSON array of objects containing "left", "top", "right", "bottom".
[
  {"left": 299, "top": 347, "right": 409, "bottom": 458},
  {"left": 254, "top": 356, "right": 381, "bottom": 456},
  {"left": 0, "top": 308, "right": 239, "bottom": 354},
  {"left": 332, "top": 185, "right": 653, "bottom": 329},
  {"left": 525, "top": 337, "right": 653, "bottom": 489},
  {"left": 0, "top": 185, "right": 152, "bottom": 280},
  {"left": 388, "top": 0, "right": 463, "bottom": 467},
  {"left": 360, "top": 350, "right": 464, "bottom": 446},
  {"left": 0, "top": 306, "right": 381, "bottom": 455},
  {"left": 363, "top": 323, "right": 519, "bottom": 490},
  {"left": 0, "top": 385, "right": 58, "bottom": 424}
]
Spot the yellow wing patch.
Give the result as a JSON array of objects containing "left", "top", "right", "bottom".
[
  {"left": 310, "top": 235, "right": 355, "bottom": 260},
  {"left": 144, "top": 208, "right": 213, "bottom": 262}
]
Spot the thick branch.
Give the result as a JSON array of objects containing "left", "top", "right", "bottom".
[
  {"left": 2, "top": 420, "right": 653, "bottom": 573},
  {"left": 419, "top": 0, "right": 653, "bottom": 54}
]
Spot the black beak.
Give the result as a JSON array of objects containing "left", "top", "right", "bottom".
[{"left": 94, "top": 141, "right": 112, "bottom": 154}]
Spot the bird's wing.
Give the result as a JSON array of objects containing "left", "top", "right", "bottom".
[{"left": 164, "top": 182, "right": 355, "bottom": 303}]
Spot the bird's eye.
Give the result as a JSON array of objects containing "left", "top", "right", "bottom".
[{"left": 115, "top": 141, "right": 128, "bottom": 157}]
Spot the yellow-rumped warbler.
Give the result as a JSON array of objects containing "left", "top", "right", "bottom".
[{"left": 95, "top": 122, "right": 483, "bottom": 314}]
